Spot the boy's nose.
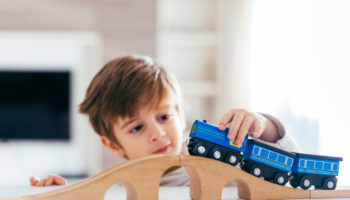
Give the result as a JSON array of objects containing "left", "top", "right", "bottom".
[{"left": 149, "top": 124, "right": 166, "bottom": 142}]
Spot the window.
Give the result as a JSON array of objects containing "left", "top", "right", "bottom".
[
  {"left": 299, "top": 160, "right": 305, "bottom": 168},
  {"left": 324, "top": 163, "right": 331, "bottom": 170},
  {"left": 333, "top": 163, "right": 338, "bottom": 171},
  {"left": 277, "top": 155, "right": 286, "bottom": 164},
  {"left": 260, "top": 148, "right": 269, "bottom": 158},
  {"left": 248, "top": 0, "right": 350, "bottom": 186},
  {"left": 315, "top": 161, "right": 323, "bottom": 170},
  {"left": 306, "top": 161, "right": 315, "bottom": 169},
  {"left": 269, "top": 152, "right": 277, "bottom": 161},
  {"left": 253, "top": 146, "right": 260, "bottom": 155}
]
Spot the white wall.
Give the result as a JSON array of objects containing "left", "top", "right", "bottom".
[{"left": 0, "top": 31, "right": 103, "bottom": 185}]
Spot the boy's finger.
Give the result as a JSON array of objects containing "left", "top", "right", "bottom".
[
  {"left": 36, "top": 179, "right": 45, "bottom": 187},
  {"left": 251, "top": 119, "right": 263, "bottom": 138},
  {"left": 29, "top": 177, "right": 38, "bottom": 186},
  {"left": 236, "top": 115, "right": 254, "bottom": 144},
  {"left": 218, "top": 110, "right": 234, "bottom": 130},
  {"left": 45, "top": 175, "right": 54, "bottom": 186},
  {"left": 228, "top": 113, "right": 245, "bottom": 141},
  {"left": 29, "top": 176, "right": 34, "bottom": 184},
  {"left": 53, "top": 175, "right": 67, "bottom": 185}
]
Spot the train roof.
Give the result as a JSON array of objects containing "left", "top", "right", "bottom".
[
  {"left": 247, "top": 139, "right": 296, "bottom": 158},
  {"left": 294, "top": 152, "right": 343, "bottom": 161}
]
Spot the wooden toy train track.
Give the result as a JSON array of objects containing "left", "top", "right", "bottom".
[{"left": 1, "top": 155, "right": 350, "bottom": 200}]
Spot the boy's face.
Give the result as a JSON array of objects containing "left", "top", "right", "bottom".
[{"left": 103, "top": 92, "right": 183, "bottom": 160}]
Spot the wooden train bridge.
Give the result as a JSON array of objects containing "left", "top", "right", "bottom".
[{"left": 1, "top": 155, "right": 349, "bottom": 200}]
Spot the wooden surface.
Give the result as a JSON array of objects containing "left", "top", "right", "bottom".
[
  {"left": 1, "top": 155, "right": 349, "bottom": 200},
  {"left": 0, "top": 186, "right": 240, "bottom": 200}
]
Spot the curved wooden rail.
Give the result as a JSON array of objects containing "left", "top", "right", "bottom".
[
  {"left": 1, "top": 155, "right": 180, "bottom": 200},
  {"left": 182, "top": 155, "right": 309, "bottom": 199},
  {"left": 1, "top": 155, "right": 350, "bottom": 200}
]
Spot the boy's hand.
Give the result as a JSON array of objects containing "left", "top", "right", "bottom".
[
  {"left": 218, "top": 109, "right": 267, "bottom": 145},
  {"left": 30, "top": 175, "right": 67, "bottom": 187}
]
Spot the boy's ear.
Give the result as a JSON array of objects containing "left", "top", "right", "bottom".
[{"left": 100, "top": 136, "right": 126, "bottom": 157}]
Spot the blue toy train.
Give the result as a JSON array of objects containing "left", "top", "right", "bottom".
[{"left": 187, "top": 120, "right": 343, "bottom": 190}]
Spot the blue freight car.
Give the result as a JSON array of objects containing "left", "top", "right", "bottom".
[
  {"left": 242, "top": 139, "right": 296, "bottom": 186},
  {"left": 290, "top": 153, "right": 343, "bottom": 190},
  {"left": 187, "top": 120, "right": 248, "bottom": 166}
]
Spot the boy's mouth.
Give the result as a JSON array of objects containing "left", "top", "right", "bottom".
[{"left": 153, "top": 144, "right": 171, "bottom": 154}]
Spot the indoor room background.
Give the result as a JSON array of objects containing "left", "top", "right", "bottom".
[{"left": 0, "top": 0, "right": 349, "bottom": 186}]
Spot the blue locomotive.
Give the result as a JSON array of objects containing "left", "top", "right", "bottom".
[
  {"left": 187, "top": 120, "right": 343, "bottom": 190},
  {"left": 188, "top": 120, "right": 248, "bottom": 166}
]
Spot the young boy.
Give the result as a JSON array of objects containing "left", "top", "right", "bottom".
[{"left": 30, "top": 55, "right": 299, "bottom": 186}]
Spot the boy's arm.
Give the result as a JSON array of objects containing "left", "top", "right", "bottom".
[
  {"left": 257, "top": 113, "right": 301, "bottom": 152},
  {"left": 30, "top": 175, "right": 67, "bottom": 187},
  {"left": 257, "top": 113, "right": 283, "bottom": 143}
]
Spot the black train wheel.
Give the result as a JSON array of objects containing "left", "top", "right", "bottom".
[
  {"left": 210, "top": 147, "right": 224, "bottom": 161},
  {"left": 323, "top": 177, "right": 337, "bottom": 190},
  {"left": 250, "top": 164, "right": 263, "bottom": 178},
  {"left": 274, "top": 172, "right": 288, "bottom": 186},
  {"left": 193, "top": 143, "right": 209, "bottom": 157},
  {"left": 225, "top": 152, "right": 241, "bottom": 166},
  {"left": 299, "top": 175, "right": 312, "bottom": 190}
]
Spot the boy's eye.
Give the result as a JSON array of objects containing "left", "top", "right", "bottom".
[
  {"left": 159, "top": 114, "right": 172, "bottom": 121},
  {"left": 130, "top": 125, "right": 143, "bottom": 133}
]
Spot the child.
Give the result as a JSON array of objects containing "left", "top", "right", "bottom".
[{"left": 30, "top": 55, "right": 299, "bottom": 186}]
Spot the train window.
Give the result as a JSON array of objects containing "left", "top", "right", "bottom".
[
  {"left": 253, "top": 146, "right": 260, "bottom": 155},
  {"left": 299, "top": 160, "right": 305, "bottom": 168},
  {"left": 306, "top": 160, "right": 315, "bottom": 168},
  {"left": 277, "top": 155, "right": 286, "bottom": 163},
  {"left": 315, "top": 161, "right": 323, "bottom": 169},
  {"left": 261, "top": 148, "right": 269, "bottom": 158},
  {"left": 287, "top": 158, "right": 293, "bottom": 166},
  {"left": 269, "top": 152, "right": 277, "bottom": 161},
  {"left": 324, "top": 162, "right": 331, "bottom": 170},
  {"left": 333, "top": 163, "right": 338, "bottom": 171}
]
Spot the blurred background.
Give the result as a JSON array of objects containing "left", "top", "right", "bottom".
[{"left": 0, "top": 0, "right": 349, "bottom": 186}]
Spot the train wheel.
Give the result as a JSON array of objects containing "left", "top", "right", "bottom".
[
  {"left": 250, "top": 164, "right": 262, "bottom": 177},
  {"left": 193, "top": 143, "right": 208, "bottom": 157},
  {"left": 323, "top": 177, "right": 337, "bottom": 190},
  {"left": 210, "top": 147, "right": 224, "bottom": 160},
  {"left": 290, "top": 180, "right": 299, "bottom": 188},
  {"left": 225, "top": 152, "right": 240, "bottom": 166},
  {"left": 274, "top": 172, "right": 288, "bottom": 186},
  {"left": 299, "top": 176, "right": 312, "bottom": 190}
]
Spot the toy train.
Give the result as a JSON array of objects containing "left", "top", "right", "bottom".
[{"left": 187, "top": 120, "right": 343, "bottom": 190}]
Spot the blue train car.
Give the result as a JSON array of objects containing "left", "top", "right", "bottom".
[
  {"left": 187, "top": 120, "right": 248, "bottom": 166},
  {"left": 290, "top": 153, "right": 343, "bottom": 190},
  {"left": 242, "top": 139, "right": 296, "bottom": 186},
  {"left": 187, "top": 119, "right": 343, "bottom": 189}
]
